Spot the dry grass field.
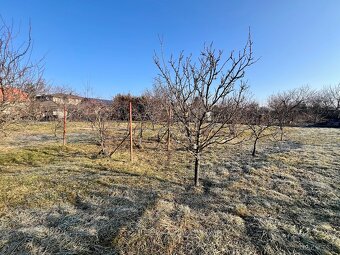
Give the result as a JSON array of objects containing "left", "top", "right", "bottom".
[{"left": 0, "top": 122, "right": 339, "bottom": 255}]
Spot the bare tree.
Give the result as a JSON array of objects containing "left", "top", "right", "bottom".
[
  {"left": 143, "top": 84, "right": 173, "bottom": 150},
  {"left": 91, "top": 104, "right": 111, "bottom": 155},
  {"left": 268, "top": 86, "right": 309, "bottom": 141},
  {"left": 112, "top": 94, "right": 149, "bottom": 149},
  {"left": 79, "top": 98, "right": 112, "bottom": 155},
  {"left": 154, "top": 35, "right": 255, "bottom": 186},
  {"left": 305, "top": 89, "right": 332, "bottom": 124},
  {"left": 244, "top": 102, "right": 278, "bottom": 156},
  {"left": 132, "top": 96, "right": 148, "bottom": 149},
  {"left": 324, "top": 83, "right": 340, "bottom": 118},
  {"left": 143, "top": 85, "right": 169, "bottom": 127},
  {"left": 0, "top": 19, "right": 44, "bottom": 133}
]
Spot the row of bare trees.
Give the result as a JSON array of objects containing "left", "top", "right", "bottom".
[
  {"left": 150, "top": 39, "right": 340, "bottom": 185},
  {"left": 49, "top": 37, "right": 339, "bottom": 187},
  {"left": 2, "top": 19, "right": 339, "bottom": 186}
]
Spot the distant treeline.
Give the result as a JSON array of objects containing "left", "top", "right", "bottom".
[
  {"left": 103, "top": 85, "right": 340, "bottom": 127},
  {"left": 63, "top": 85, "right": 340, "bottom": 128}
]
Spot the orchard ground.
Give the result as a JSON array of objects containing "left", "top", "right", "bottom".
[{"left": 0, "top": 122, "right": 339, "bottom": 255}]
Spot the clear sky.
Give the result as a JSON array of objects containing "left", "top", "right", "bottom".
[{"left": 1, "top": 0, "right": 340, "bottom": 102}]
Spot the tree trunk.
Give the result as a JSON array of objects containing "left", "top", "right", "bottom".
[
  {"left": 166, "top": 129, "right": 171, "bottom": 151},
  {"left": 252, "top": 138, "right": 258, "bottom": 157},
  {"left": 139, "top": 121, "right": 143, "bottom": 148},
  {"left": 99, "top": 124, "right": 106, "bottom": 155},
  {"left": 279, "top": 126, "right": 284, "bottom": 141},
  {"left": 194, "top": 153, "right": 200, "bottom": 186},
  {"left": 54, "top": 121, "right": 58, "bottom": 137}
]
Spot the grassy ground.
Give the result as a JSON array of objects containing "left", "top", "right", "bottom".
[{"left": 0, "top": 122, "right": 339, "bottom": 254}]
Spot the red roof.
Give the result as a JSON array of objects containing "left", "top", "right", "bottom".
[{"left": 0, "top": 87, "right": 29, "bottom": 102}]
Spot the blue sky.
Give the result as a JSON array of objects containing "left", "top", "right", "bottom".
[{"left": 1, "top": 0, "right": 340, "bottom": 102}]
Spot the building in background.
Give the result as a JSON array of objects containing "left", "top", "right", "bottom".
[{"left": 35, "top": 93, "right": 83, "bottom": 119}]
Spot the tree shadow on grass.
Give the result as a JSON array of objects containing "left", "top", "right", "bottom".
[
  {"left": 11, "top": 133, "right": 97, "bottom": 147},
  {"left": 243, "top": 178, "right": 340, "bottom": 255},
  {"left": 9, "top": 134, "right": 59, "bottom": 147},
  {"left": 0, "top": 186, "right": 158, "bottom": 254},
  {"left": 174, "top": 167, "right": 340, "bottom": 255},
  {"left": 243, "top": 215, "right": 330, "bottom": 255}
]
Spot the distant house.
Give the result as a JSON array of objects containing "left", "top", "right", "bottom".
[
  {"left": 0, "top": 87, "right": 29, "bottom": 103},
  {"left": 35, "top": 93, "right": 113, "bottom": 120},
  {"left": 35, "top": 93, "right": 83, "bottom": 119},
  {"left": 36, "top": 93, "right": 83, "bottom": 106},
  {"left": 0, "top": 87, "right": 29, "bottom": 115}
]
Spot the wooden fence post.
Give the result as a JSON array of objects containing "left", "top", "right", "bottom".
[
  {"left": 63, "top": 104, "right": 67, "bottom": 146},
  {"left": 167, "top": 106, "right": 172, "bottom": 151},
  {"left": 129, "top": 101, "right": 133, "bottom": 161}
]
